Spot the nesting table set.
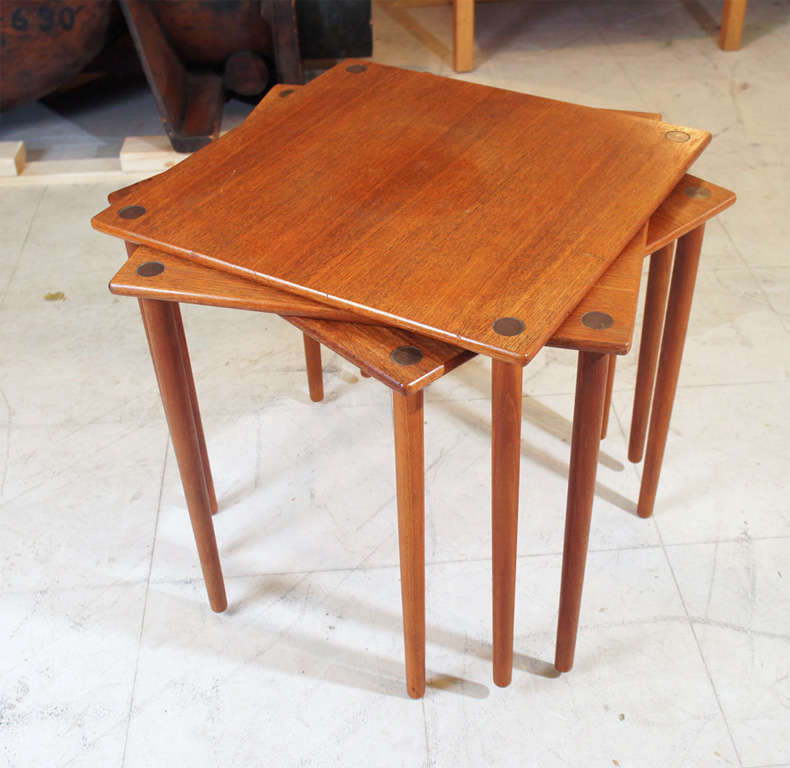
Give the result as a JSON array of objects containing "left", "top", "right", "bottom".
[{"left": 92, "top": 62, "right": 734, "bottom": 699}]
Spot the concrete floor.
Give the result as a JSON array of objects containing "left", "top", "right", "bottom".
[{"left": 1, "top": 1, "right": 789, "bottom": 766}]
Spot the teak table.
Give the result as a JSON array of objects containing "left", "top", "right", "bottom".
[
  {"left": 111, "top": 227, "right": 644, "bottom": 698},
  {"left": 107, "top": 166, "right": 732, "bottom": 696},
  {"left": 94, "top": 62, "right": 713, "bottom": 695}
]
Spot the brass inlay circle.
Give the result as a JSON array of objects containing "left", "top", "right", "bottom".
[
  {"left": 581, "top": 311, "right": 614, "bottom": 330},
  {"left": 684, "top": 185, "right": 711, "bottom": 199},
  {"left": 346, "top": 64, "right": 367, "bottom": 73},
  {"left": 279, "top": 89, "right": 295, "bottom": 98},
  {"left": 137, "top": 261, "right": 165, "bottom": 277},
  {"left": 390, "top": 346, "right": 423, "bottom": 365},
  {"left": 492, "top": 317, "right": 526, "bottom": 336},
  {"left": 665, "top": 130, "right": 690, "bottom": 143},
  {"left": 119, "top": 205, "right": 146, "bottom": 219}
]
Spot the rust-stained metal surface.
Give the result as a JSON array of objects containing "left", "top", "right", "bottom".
[
  {"left": 153, "top": 0, "right": 273, "bottom": 65},
  {"left": 0, "top": 0, "right": 113, "bottom": 111}
]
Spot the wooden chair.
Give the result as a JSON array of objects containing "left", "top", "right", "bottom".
[{"left": 451, "top": 0, "right": 748, "bottom": 73}]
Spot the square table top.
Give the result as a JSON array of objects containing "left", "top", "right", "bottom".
[{"left": 93, "top": 61, "right": 710, "bottom": 364}]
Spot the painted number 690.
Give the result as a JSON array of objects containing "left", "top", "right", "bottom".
[{"left": 10, "top": 5, "right": 76, "bottom": 32}]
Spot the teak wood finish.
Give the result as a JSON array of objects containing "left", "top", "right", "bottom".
[
  {"left": 393, "top": 390, "right": 426, "bottom": 698},
  {"left": 137, "top": 298, "right": 227, "bottom": 612},
  {"left": 636, "top": 224, "right": 706, "bottom": 520},
  {"left": 110, "top": 224, "right": 646, "bottom": 697},
  {"left": 110, "top": 183, "right": 732, "bottom": 685},
  {"left": 108, "top": 171, "right": 734, "bottom": 684},
  {"left": 554, "top": 349, "right": 610, "bottom": 672},
  {"left": 629, "top": 242, "right": 674, "bottom": 463},
  {"left": 92, "top": 61, "right": 710, "bottom": 364},
  {"left": 97, "top": 68, "right": 730, "bottom": 692},
  {"left": 628, "top": 176, "right": 735, "bottom": 468}
]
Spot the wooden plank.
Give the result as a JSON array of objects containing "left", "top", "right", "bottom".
[
  {"left": 120, "top": 136, "right": 190, "bottom": 174},
  {"left": 92, "top": 61, "right": 711, "bottom": 364},
  {"left": 0, "top": 141, "right": 26, "bottom": 176},
  {"left": 0, "top": 157, "right": 140, "bottom": 187}
]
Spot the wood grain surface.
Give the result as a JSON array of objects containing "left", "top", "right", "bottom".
[
  {"left": 546, "top": 225, "right": 646, "bottom": 355},
  {"left": 110, "top": 236, "right": 640, "bottom": 393},
  {"left": 646, "top": 174, "right": 735, "bottom": 252},
  {"left": 93, "top": 61, "right": 710, "bottom": 363}
]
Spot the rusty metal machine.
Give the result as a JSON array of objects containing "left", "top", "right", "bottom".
[{"left": 0, "top": 0, "right": 372, "bottom": 150}]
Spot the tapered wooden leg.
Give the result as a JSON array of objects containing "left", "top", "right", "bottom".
[
  {"left": 637, "top": 225, "right": 705, "bottom": 519},
  {"left": 555, "top": 351, "right": 609, "bottom": 672},
  {"left": 128, "top": 240, "right": 218, "bottom": 515},
  {"left": 628, "top": 243, "right": 675, "bottom": 464},
  {"left": 491, "top": 359, "right": 522, "bottom": 687},
  {"left": 302, "top": 333, "right": 324, "bottom": 403},
  {"left": 393, "top": 390, "right": 425, "bottom": 699},
  {"left": 453, "top": 0, "right": 475, "bottom": 72},
  {"left": 629, "top": 242, "right": 675, "bottom": 463},
  {"left": 139, "top": 298, "right": 227, "bottom": 612},
  {"left": 719, "top": 0, "right": 748, "bottom": 50},
  {"left": 600, "top": 354, "right": 617, "bottom": 440},
  {"left": 138, "top": 301, "right": 218, "bottom": 515},
  {"left": 173, "top": 308, "right": 218, "bottom": 515}
]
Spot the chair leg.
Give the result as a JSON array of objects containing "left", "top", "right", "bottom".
[
  {"left": 599, "top": 354, "right": 616, "bottom": 440},
  {"left": 719, "top": 0, "right": 748, "bottom": 50},
  {"left": 453, "top": 0, "right": 475, "bottom": 72},
  {"left": 139, "top": 298, "right": 227, "bottom": 612},
  {"left": 491, "top": 359, "right": 523, "bottom": 687},
  {"left": 637, "top": 225, "right": 705, "bottom": 519},
  {"left": 555, "top": 351, "right": 609, "bottom": 672},
  {"left": 393, "top": 390, "right": 426, "bottom": 699},
  {"left": 628, "top": 242, "right": 675, "bottom": 463},
  {"left": 302, "top": 333, "right": 324, "bottom": 402}
]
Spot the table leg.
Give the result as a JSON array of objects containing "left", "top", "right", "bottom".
[
  {"left": 637, "top": 225, "right": 705, "bottom": 519},
  {"left": 302, "top": 333, "right": 324, "bottom": 403},
  {"left": 139, "top": 298, "right": 227, "bottom": 612},
  {"left": 138, "top": 300, "right": 217, "bottom": 515},
  {"left": 491, "top": 359, "right": 522, "bottom": 687},
  {"left": 719, "top": 0, "right": 749, "bottom": 50},
  {"left": 128, "top": 238, "right": 218, "bottom": 515},
  {"left": 555, "top": 351, "right": 609, "bottom": 672},
  {"left": 599, "top": 354, "right": 617, "bottom": 440},
  {"left": 453, "top": 0, "right": 475, "bottom": 72},
  {"left": 393, "top": 390, "right": 426, "bottom": 699},
  {"left": 628, "top": 242, "right": 674, "bottom": 463},
  {"left": 172, "top": 306, "right": 218, "bottom": 515}
]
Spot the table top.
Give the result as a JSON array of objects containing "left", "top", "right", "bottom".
[
  {"left": 111, "top": 224, "right": 644, "bottom": 393},
  {"left": 93, "top": 61, "right": 710, "bottom": 364}
]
